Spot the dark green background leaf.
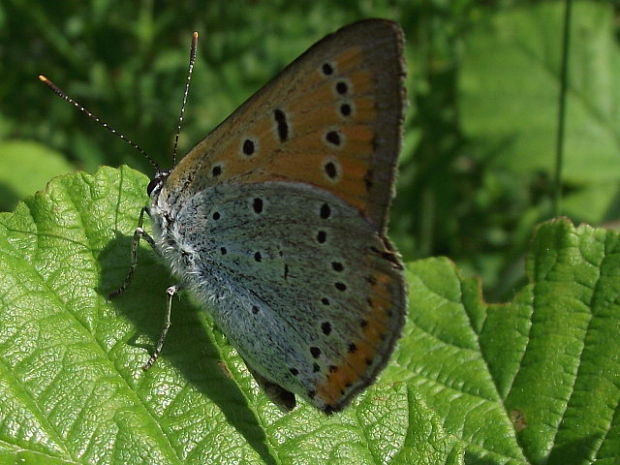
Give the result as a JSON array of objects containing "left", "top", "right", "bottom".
[{"left": 461, "top": 2, "right": 620, "bottom": 227}]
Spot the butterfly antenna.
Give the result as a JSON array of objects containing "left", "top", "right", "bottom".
[
  {"left": 38, "top": 74, "right": 161, "bottom": 173},
  {"left": 171, "top": 31, "right": 199, "bottom": 167}
]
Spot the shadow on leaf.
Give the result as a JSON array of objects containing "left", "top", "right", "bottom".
[{"left": 97, "top": 231, "right": 277, "bottom": 465}]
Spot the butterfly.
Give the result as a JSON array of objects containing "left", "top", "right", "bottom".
[{"left": 41, "top": 18, "right": 407, "bottom": 414}]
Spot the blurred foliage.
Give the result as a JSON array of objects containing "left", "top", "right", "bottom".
[
  {"left": 1, "top": 0, "right": 619, "bottom": 302},
  {"left": 0, "top": 141, "right": 73, "bottom": 211}
]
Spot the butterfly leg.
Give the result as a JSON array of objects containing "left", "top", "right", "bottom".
[
  {"left": 109, "top": 206, "right": 157, "bottom": 299},
  {"left": 143, "top": 283, "right": 183, "bottom": 370}
]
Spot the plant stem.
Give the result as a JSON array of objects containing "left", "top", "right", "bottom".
[{"left": 553, "top": 0, "right": 573, "bottom": 217}]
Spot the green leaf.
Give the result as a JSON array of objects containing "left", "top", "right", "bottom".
[
  {"left": 0, "top": 166, "right": 618, "bottom": 464},
  {"left": 0, "top": 166, "right": 454, "bottom": 465},
  {"left": 404, "top": 221, "right": 620, "bottom": 464},
  {"left": 0, "top": 140, "right": 73, "bottom": 212}
]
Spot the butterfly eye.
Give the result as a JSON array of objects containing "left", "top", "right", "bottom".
[
  {"left": 146, "top": 178, "right": 159, "bottom": 196},
  {"left": 146, "top": 171, "right": 170, "bottom": 197}
]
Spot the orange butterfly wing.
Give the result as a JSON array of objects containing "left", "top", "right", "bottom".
[{"left": 166, "top": 19, "right": 405, "bottom": 233}]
